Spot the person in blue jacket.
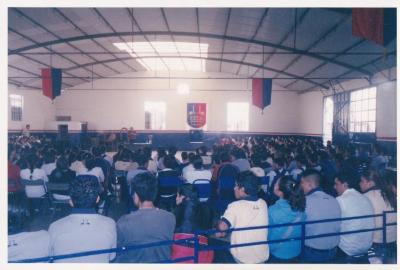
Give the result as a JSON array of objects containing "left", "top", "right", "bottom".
[{"left": 268, "top": 175, "right": 306, "bottom": 263}]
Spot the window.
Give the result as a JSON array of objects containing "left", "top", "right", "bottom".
[
  {"left": 349, "top": 87, "right": 376, "bottom": 133},
  {"left": 144, "top": 102, "right": 166, "bottom": 130},
  {"left": 227, "top": 102, "right": 249, "bottom": 131},
  {"left": 323, "top": 96, "right": 334, "bottom": 145},
  {"left": 9, "top": 94, "right": 23, "bottom": 121}
]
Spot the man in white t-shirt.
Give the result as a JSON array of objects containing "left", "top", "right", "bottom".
[
  {"left": 334, "top": 172, "right": 374, "bottom": 263},
  {"left": 215, "top": 171, "right": 269, "bottom": 264}
]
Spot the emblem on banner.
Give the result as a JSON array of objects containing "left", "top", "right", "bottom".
[{"left": 187, "top": 103, "right": 206, "bottom": 128}]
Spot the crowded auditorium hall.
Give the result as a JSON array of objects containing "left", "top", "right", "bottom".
[{"left": 5, "top": 4, "right": 398, "bottom": 265}]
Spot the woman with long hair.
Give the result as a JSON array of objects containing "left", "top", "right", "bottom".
[
  {"left": 359, "top": 169, "right": 397, "bottom": 259},
  {"left": 174, "top": 184, "right": 212, "bottom": 233},
  {"left": 268, "top": 176, "right": 306, "bottom": 263}
]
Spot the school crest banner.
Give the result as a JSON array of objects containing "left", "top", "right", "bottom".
[{"left": 187, "top": 103, "right": 206, "bottom": 128}]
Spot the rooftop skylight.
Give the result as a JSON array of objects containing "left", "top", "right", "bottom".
[{"left": 113, "top": 41, "right": 209, "bottom": 72}]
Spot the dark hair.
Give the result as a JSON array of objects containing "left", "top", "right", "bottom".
[
  {"left": 273, "top": 157, "right": 285, "bottom": 167},
  {"left": 70, "top": 175, "right": 100, "bottom": 208},
  {"left": 192, "top": 155, "right": 204, "bottom": 170},
  {"left": 335, "top": 171, "right": 357, "bottom": 189},
  {"left": 301, "top": 169, "right": 321, "bottom": 186},
  {"left": 43, "top": 151, "right": 55, "bottom": 164},
  {"left": 220, "top": 151, "right": 231, "bottom": 163},
  {"left": 188, "top": 152, "right": 196, "bottom": 163},
  {"left": 56, "top": 156, "right": 69, "bottom": 171},
  {"left": 232, "top": 148, "right": 246, "bottom": 159},
  {"left": 236, "top": 171, "right": 259, "bottom": 196},
  {"left": 136, "top": 153, "right": 149, "bottom": 166},
  {"left": 175, "top": 184, "right": 212, "bottom": 231},
  {"left": 168, "top": 146, "right": 178, "bottom": 156},
  {"left": 8, "top": 192, "right": 30, "bottom": 234},
  {"left": 84, "top": 154, "right": 96, "bottom": 170},
  {"left": 181, "top": 151, "right": 188, "bottom": 161},
  {"left": 361, "top": 169, "right": 396, "bottom": 209},
  {"left": 163, "top": 155, "right": 178, "bottom": 170},
  {"left": 278, "top": 176, "right": 306, "bottom": 212},
  {"left": 131, "top": 172, "right": 158, "bottom": 202}
]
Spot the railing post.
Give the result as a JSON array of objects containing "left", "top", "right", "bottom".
[
  {"left": 193, "top": 232, "right": 199, "bottom": 263},
  {"left": 382, "top": 212, "right": 387, "bottom": 262},
  {"left": 300, "top": 222, "right": 306, "bottom": 257}
]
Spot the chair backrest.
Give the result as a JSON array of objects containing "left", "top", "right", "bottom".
[
  {"left": 21, "top": 179, "right": 45, "bottom": 186},
  {"left": 158, "top": 176, "right": 183, "bottom": 196},
  {"left": 46, "top": 182, "right": 70, "bottom": 193},
  {"left": 193, "top": 179, "right": 211, "bottom": 202}
]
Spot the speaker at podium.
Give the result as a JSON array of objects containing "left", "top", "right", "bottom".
[{"left": 189, "top": 129, "right": 203, "bottom": 142}]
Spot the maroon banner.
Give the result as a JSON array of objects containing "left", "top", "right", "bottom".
[
  {"left": 352, "top": 8, "right": 384, "bottom": 45},
  {"left": 187, "top": 103, "right": 206, "bottom": 128}
]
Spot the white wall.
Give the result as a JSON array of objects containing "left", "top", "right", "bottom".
[
  {"left": 8, "top": 86, "right": 56, "bottom": 131},
  {"left": 297, "top": 91, "right": 324, "bottom": 135},
  {"left": 54, "top": 71, "right": 302, "bottom": 133}
]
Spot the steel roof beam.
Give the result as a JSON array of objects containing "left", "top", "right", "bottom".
[
  {"left": 285, "top": 39, "right": 366, "bottom": 89},
  {"left": 125, "top": 8, "right": 169, "bottom": 71},
  {"left": 277, "top": 12, "right": 352, "bottom": 81},
  {"left": 250, "top": 8, "right": 310, "bottom": 77},
  {"left": 54, "top": 8, "right": 136, "bottom": 73},
  {"left": 12, "top": 8, "right": 117, "bottom": 75},
  {"left": 9, "top": 27, "right": 98, "bottom": 81},
  {"left": 57, "top": 54, "right": 329, "bottom": 89},
  {"left": 219, "top": 8, "right": 232, "bottom": 72},
  {"left": 160, "top": 8, "right": 186, "bottom": 71},
  {"left": 8, "top": 30, "right": 374, "bottom": 77},
  {"left": 299, "top": 51, "right": 395, "bottom": 93},
  {"left": 235, "top": 8, "right": 269, "bottom": 75}
]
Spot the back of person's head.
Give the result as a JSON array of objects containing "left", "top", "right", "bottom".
[
  {"left": 28, "top": 154, "right": 42, "bottom": 170},
  {"left": 231, "top": 147, "right": 246, "bottom": 159},
  {"left": 92, "top": 146, "right": 102, "bottom": 157},
  {"left": 335, "top": 171, "right": 356, "bottom": 189},
  {"left": 361, "top": 169, "right": 396, "bottom": 209},
  {"left": 181, "top": 151, "right": 188, "bottom": 161},
  {"left": 188, "top": 152, "right": 196, "bottom": 163},
  {"left": 168, "top": 146, "right": 177, "bottom": 156},
  {"left": 84, "top": 154, "right": 96, "bottom": 170},
  {"left": 236, "top": 171, "right": 259, "bottom": 197},
  {"left": 143, "top": 146, "right": 152, "bottom": 158},
  {"left": 43, "top": 151, "right": 55, "bottom": 164},
  {"left": 192, "top": 155, "right": 204, "bottom": 170},
  {"left": 157, "top": 147, "right": 166, "bottom": 160},
  {"left": 278, "top": 176, "right": 306, "bottom": 212},
  {"left": 17, "top": 158, "right": 29, "bottom": 170},
  {"left": 56, "top": 156, "right": 70, "bottom": 171},
  {"left": 273, "top": 157, "right": 285, "bottom": 168},
  {"left": 131, "top": 172, "right": 158, "bottom": 203},
  {"left": 301, "top": 169, "right": 321, "bottom": 187},
  {"left": 68, "top": 152, "right": 78, "bottom": 164},
  {"left": 8, "top": 192, "right": 29, "bottom": 234},
  {"left": 136, "top": 152, "right": 148, "bottom": 167},
  {"left": 220, "top": 151, "right": 231, "bottom": 163},
  {"left": 163, "top": 154, "right": 178, "bottom": 170},
  {"left": 70, "top": 175, "right": 100, "bottom": 208}
]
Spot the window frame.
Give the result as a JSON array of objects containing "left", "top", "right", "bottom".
[{"left": 9, "top": 94, "right": 23, "bottom": 122}]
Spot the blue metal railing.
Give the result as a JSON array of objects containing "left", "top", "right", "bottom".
[{"left": 9, "top": 211, "right": 396, "bottom": 263}]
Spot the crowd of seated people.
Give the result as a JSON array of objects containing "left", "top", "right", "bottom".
[{"left": 7, "top": 134, "right": 397, "bottom": 264}]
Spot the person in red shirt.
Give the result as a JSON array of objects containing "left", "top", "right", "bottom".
[
  {"left": 211, "top": 151, "right": 231, "bottom": 182},
  {"left": 8, "top": 149, "right": 22, "bottom": 192}
]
